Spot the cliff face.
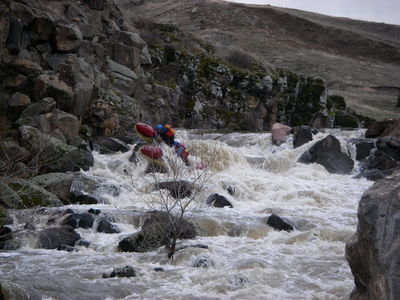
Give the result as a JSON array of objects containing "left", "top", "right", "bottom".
[
  {"left": 127, "top": 0, "right": 400, "bottom": 120},
  {"left": 0, "top": 0, "right": 343, "bottom": 142}
]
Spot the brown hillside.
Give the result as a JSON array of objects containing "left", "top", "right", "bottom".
[{"left": 118, "top": 0, "right": 400, "bottom": 120}]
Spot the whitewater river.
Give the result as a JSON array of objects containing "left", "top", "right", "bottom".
[{"left": 0, "top": 129, "right": 372, "bottom": 299}]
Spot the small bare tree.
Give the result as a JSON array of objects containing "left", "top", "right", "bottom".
[{"left": 136, "top": 141, "right": 223, "bottom": 260}]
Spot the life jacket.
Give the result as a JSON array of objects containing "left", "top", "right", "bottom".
[{"left": 163, "top": 124, "right": 175, "bottom": 137}]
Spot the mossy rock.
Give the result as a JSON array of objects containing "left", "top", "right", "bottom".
[
  {"left": 0, "top": 182, "right": 23, "bottom": 209},
  {"left": 334, "top": 111, "right": 359, "bottom": 128},
  {"left": 327, "top": 95, "right": 346, "bottom": 111},
  {"left": 7, "top": 179, "right": 63, "bottom": 208},
  {"left": 356, "top": 114, "right": 377, "bottom": 128}
]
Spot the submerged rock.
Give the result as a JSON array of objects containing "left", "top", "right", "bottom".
[
  {"left": 37, "top": 226, "right": 80, "bottom": 249},
  {"left": 346, "top": 171, "right": 400, "bottom": 300},
  {"left": 97, "top": 218, "right": 120, "bottom": 234},
  {"left": 267, "top": 214, "right": 293, "bottom": 232},
  {"left": 292, "top": 126, "right": 314, "bottom": 148},
  {"left": 206, "top": 193, "right": 233, "bottom": 208},
  {"left": 61, "top": 213, "right": 94, "bottom": 229},
  {"left": 298, "top": 135, "right": 354, "bottom": 174},
  {"left": 103, "top": 265, "right": 136, "bottom": 278}
]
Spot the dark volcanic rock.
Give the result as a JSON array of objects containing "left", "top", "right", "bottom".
[
  {"left": 89, "top": 136, "right": 130, "bottom": 154},
  {"left": 349, "top": 138, "right": 375, "bottom": 161},
  {"left": 118, "top": 211, "right": 196, "bottom": 253},
  {"left": 37, "top": 226, "right": 80, "bottom": 249},
  {"left": 155, "top": 181, "right": 193, "bottom": 199},
  {"left": 103, "top": 265, "right": 136, "bottom": 278},
  {"left": 97, "top": 218, "right": 120, "bottom": 234},
  {"left": 267, "top": 214, "right": 293, "bottom": 232},
  {"left": 346, "top": 171, "right": 400, "bottom": 300},
  {"left": 365, "top": 118, "right": 400, "bottom": 139},
  {"left": 61, "top": 213, "right": 94, "bottom": 229},
  {"left": 298, "top": 135, "right": 354, "bottom": 174},
  {"left": 293, "top": 126, "right": 314, "bottom": 148},
  {"left": 206, "top": 193, "right": 233, "bottom": 208}
]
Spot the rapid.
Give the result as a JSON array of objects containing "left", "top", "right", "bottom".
[{"left": 0, "top": 129, "right": 373, "bottom": 300}]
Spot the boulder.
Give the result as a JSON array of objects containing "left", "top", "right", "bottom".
[
  {"left": 19, "top": 126, "right": 93, "bottom": 173},
  {"left": 298, "top": 135, "right": 354, "bottom": 174},
  {"left": 70, "top": 173, "right": 120, "bottom": 204},
  {"left": 293, "top": 126, "right": 314, "bottom": 148},
  {"left": 0, "top": 140, "right": 30, "bottom": 164},
  {"left": 349, "top": 138, "right": 375, "bottom": 161},
  {"left": 193, "top": 256, "right": 215, "bottom": 269},
  {"left": 89, "top": 136, "right": 130, "bottom": 154},
  {"left": 34, "top": 73, "right": 74, "bottom": 105},
  {"left": 267, "top": 214, "right": 293, "bottom": 232},
  {"left": 0, "top": 226, "right": 12, "bottom": 250},
  {"left": 36, "top": 226, "right": 81, "bottom": 249},
  {"left": 6, "top": 18, "right": 29, "bottom": 54},
  {"left": 30, "top": 15, "right": 55, "bottom": 42},
  {"left": 7, "top": 92, "right": 31, "bottom": 108},
  {"left": 206, "top": 193, "right": 233, "bottom": 208},
  {"left": 334, "top": 111, "right": 359, "bottom": 128},
  {"left": 52, "top": 24, "right": 82, "bottom": 52},
  {"left": 356, "top": 167, "right": 400, "bottom": 181},
  {"left": 107, "top": 59, "right": 138, "bottom": 95},
  {"left": 0, "top": 182, "right": 23, "bottom": 209},
  {"left": 118, "top": 211, "right": 197, "bottom": 252},
  {"left": 365, "top": 119, "right": 400, "bottom": 139},
  {"left": 61, "top": 213, "right": 94, "bottom": 229},
  {"left": 16, "top": 97, "right": 56, "bottom": 127},
  {"left": 7, "top": 179, "right": 63, "bottom": 208},
  {"left": 31, "top": 172, "right": 75, "bottom": 204},
  {"left": 103, "top": 265, "right": 136, "bottom": 278},
  {"left": 346, "top": 171, "right": 400, "bottom": 300},
  {"left": 102, "top": 41, "right": 141, "bottom": 70},
  {"left": 8, "top": 58, "right": 43, "bottom": 77},
  {"left": 97, "top": 218, "right": 120, "bottom": 234},
  {"left": 155, "top": 181, "right": 193, "bottom": 199},
  {"left": 271, "top": 123, "right": 292, "bottom": 146}
]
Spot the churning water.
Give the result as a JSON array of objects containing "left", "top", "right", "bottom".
[{"left": 0, "top": 129, "right": 372, "bottom": 299}]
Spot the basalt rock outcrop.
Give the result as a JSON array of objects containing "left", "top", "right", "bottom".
[
  {"left": 298, "top": 135, "right": 354, "bottom": 174},
  {"left": 346, "top": 171, "right": 400, "bottom": 300}
]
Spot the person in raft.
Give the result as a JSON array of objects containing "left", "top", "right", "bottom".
[{"left": 154, "top": 124, "right": 190, "bottom": 166}]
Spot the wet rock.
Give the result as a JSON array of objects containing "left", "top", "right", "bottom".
[
  {"left": 7, "top": 179, "right": 63, "bottom": 208},
  {"left": 37, "top": 226, "right": 81, "bottom": 249},
  {"left": 57, "top": 244, "right": 77, "bottom": 252},
  {"left": 61, "top": 213, "right": 94, "bottom": 229},
  {"left": 298, "top": 135, "right": 354, "bottom": 174},
  {"left": 155, "top": 181, "right": 193, "bottom": 199},
  {"left": 346, "top": 171, "right": 400, "bottom": 300},
  {"left": 271, "top": 123, "right": 292, "bottom": 146},
  {"left": 154, "top": 267, "right": 164, "bottom": 272},
  {"left": 97, "top": 218, "right": 120, "bottom": 234},
  {"left": 365, "top": 118, "right": 400, "bottom": 139},
  {"left": 53, "top": 24, "right": 82, "bottom": 52},
  {"left": 0, "top": 226, "right": 12, "bottom": 250},
  {"left": 267, "top": 214, "right": 293, "bottom": 232},
  {"left": 227, "top": 186, "right": 236, "bottom": 196},
  {"left": 119, "top": 211, "right": 196, "bottom": 253},
  {"left": 193, "top": 256, "right": 215, "bottom": 269},
  {"left": 144, "top": 162, "right": 168, "bottom": 174},
  {"left": 88, "top": 208, "right": 101, "bottom": 215},
  {"left": 103, "top": 265, "right": 136, "bottom": 278},
  {"left": 76, "top": 239, "right": 90, "bottom": 247},
  {"left": 349, "top": 138, "right": 375, "bottom": 161},
  {"left": 293, "top": 126, "right": 314, "bottom": 148},
  {"left": 89, "top": 136, "right": 130, "bottom": 154},
  {"left": 70, "top": 173, "right": 120, "bottom": 204},
  {"left": 206, "top": 193, "right": 233, "bottom": 208},
  {"left": 31, "top": 173, "right": 75, "bottom": 204},
  {"left": 356, "top": 167, "right": 399, "bottom": 181}
]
